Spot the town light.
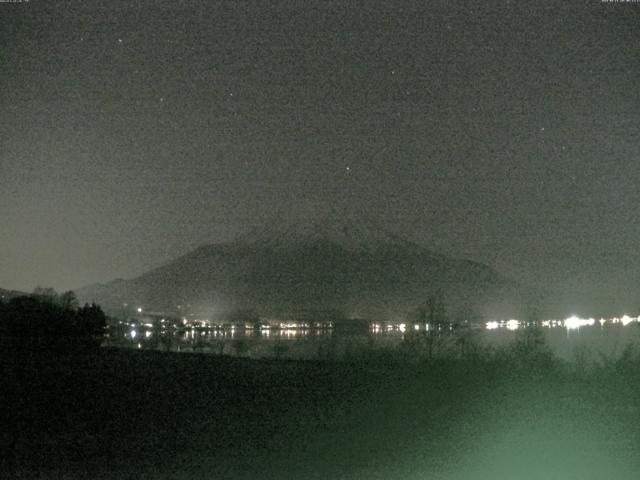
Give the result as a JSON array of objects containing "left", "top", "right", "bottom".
[
  {"left": 564, "top": 316, "right": 594, "bottom": 330},
  {"left": 506, "top": 319, "right": 519, "bottom": 331}
]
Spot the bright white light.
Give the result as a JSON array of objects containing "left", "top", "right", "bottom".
[
  {"left": 414, "top": 324, "right": 420, "bottom": 331},
  {"left": 130, "top": 329, "right": 137, "bottom": 339},
  {"left": 506, "top": 319, "right": 519, "bottom": 331},
  {"left": 599, "top": 318, "right": 606, "bottom": 326},
  {"left": 564, "top": 316, "right": 594, "bottom": 330},
  {"left": 542, "top": 320, "right": 551, "bottom": 328},
  {"left": 621, "top": 315, "right": 634, "bottom": 326},
  {"left": 399, "top": 323, "right": 406, "bottom": 332},
  {"left": 564, "top": 316, "right": 581, "bottom": 330},
  {"left": 486, "top": 321, "right": 499, "bottom": 330},
  {"left": 137, "top": 307, "right": 142, "bottom": 314},
  {"left": 145, "top": 331, "right": 152, "bottom": 338}
]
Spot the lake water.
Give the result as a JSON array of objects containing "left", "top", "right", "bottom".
[{"left": 104, "top": 319, "right": 640, "bottom": 362}]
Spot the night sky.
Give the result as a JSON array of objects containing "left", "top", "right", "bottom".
[{"left": 2, "top": 1, "right": 640, "bottom": 311}]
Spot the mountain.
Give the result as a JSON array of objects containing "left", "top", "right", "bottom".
[{"left": 77, "top": 218, "right": 525, "bottom": 321}]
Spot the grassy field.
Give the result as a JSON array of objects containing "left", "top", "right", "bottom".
[{"left": 3, "top": 339, "right": 640, "bottom": 479}]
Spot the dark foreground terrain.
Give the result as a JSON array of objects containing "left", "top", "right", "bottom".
[{"left": 2, "top": 343, "right": 640, "bottom": 480}]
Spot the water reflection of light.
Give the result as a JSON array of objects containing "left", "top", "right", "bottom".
[
  {"left": 486, "top": 321, "right": 499, "bottom": 330},
  {"left": 506, "top": 319, "right": 519, "bottom": 331}
]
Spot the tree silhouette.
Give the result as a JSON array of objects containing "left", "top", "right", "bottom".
[
  {"left": 426, "top": 293, "right": 447, "bottom": 326},
  {"left": 59, "top": 291, "right": 79, "bottom": 310},
  {"left": 0, "top": 289, "right": 106, "bottom": 355},
  {"left": 32, "top": 286, "right": 59, "bottom": 303}
]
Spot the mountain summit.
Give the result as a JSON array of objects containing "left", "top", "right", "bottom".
[
  {"left": 78, "top": 218, "right": 523, "bottom": 321},
  {"left": 235, "top": 214, "right": 421, "bottom": 252}
]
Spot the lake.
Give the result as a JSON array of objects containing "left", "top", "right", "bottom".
[{"left": 104, "top": 316, "right": 640, "bottom": 362}]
